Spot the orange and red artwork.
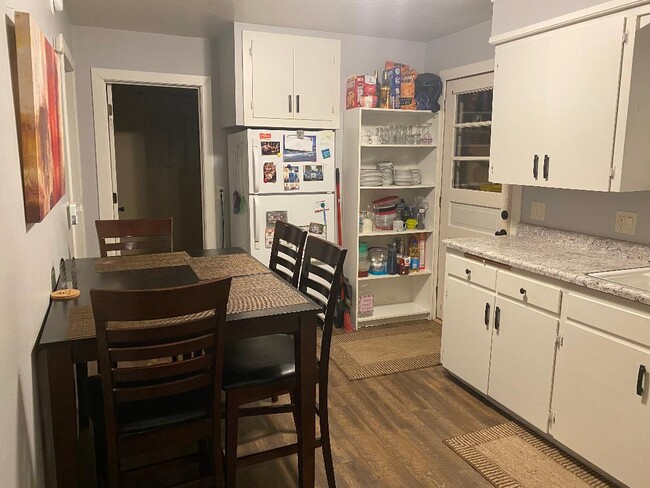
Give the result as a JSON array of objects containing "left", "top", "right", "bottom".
[{"left": 15, "top": 12, "right": 64, "bottom": 223}]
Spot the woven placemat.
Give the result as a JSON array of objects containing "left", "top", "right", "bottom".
[
  {"left": 66, "top": 274, "right": 308, "bottom": 339},
  {"left": 444, "top": 421, "right": 615, "bottom": 488},
  {"left": 186, "top": 254, "right": 272, "bottom": 280},
  {"left": 94, "top": 251, "right": 190, "bottom": 273}
]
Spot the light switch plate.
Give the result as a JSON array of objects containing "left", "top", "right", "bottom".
[
  {"left": 530, "top": 201, "right": 546, "bottom": 221},
  {"left": 615, "top": 211, "right": 637, "bottom": 235}
]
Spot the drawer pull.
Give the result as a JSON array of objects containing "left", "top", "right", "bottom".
[
  {"left": 465, "top": 268, "right": 471, "bottom": 276},
  {"left": 543, "top": 155, "right": 550, "bottom": 180},
  {"left": 637, "top": 365, "right": 646, "bottom": 396},
  {"left": 494, "top": 306, "right": 501, "bottom": 331},
  {"left": 484, "top": 303, "right": 490, "bottom": 327},
  {"left": 533, "top": 155, "right": 539, "bottom": 180},
  {"left": 519, "top": 288, "right": 527, "bottom": 296}
]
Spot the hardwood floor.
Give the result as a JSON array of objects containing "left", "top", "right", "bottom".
[{"left": 79, "top": 362, "right": 509, "bottom": 487}]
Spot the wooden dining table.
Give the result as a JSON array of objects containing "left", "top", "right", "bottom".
[{"left": 35, "top": 248, "right": 321, "bottom": 488}]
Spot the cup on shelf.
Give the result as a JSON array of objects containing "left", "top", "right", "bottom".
[
  {"left": 392, "top": 220, "right": 406, "bottom": 232},
  {"left": 406, "top": 218, "right": 418, "bottom": 230}
]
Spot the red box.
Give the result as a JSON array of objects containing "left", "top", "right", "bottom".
[{"left": 346, "top": 75, "right": 378, "bottom": 109}]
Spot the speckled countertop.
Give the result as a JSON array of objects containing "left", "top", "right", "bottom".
[{"left": 443, "top": 224, "right": 650, "bottom": 306}]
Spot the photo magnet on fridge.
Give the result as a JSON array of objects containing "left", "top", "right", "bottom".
[
  {"left": 321, "top": 148, "right": 331, "bottom": 159},
  {"left": 283, "top": 135, "right": 316, "bottom": 162},
  {"left": 303, "top": 165, "right": 324, "bottom": 182},
  {"left": 283, "top": 165, "right": 300, "bottom": 191},
  {"left": 261, "top": 141, "right": 281, "bottom": 156},
  {"left": 309, "top": 222, "right": 325, "bottom": 235},
  {"left": 263, "top": 162, "right": 277, "bottom": 183}
]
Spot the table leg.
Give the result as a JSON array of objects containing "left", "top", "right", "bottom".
[
  {"left": 44, "top": 347, "right": 79, "bottom": 488},
  {"left": 295, "top": 314, "right": 317, "bottom": 488}
]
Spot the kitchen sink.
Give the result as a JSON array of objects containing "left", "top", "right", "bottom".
[{"left": 589, "top": 267, "right": 650, "bottom": 292}]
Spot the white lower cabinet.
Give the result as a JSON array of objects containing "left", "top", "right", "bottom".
[
  {"left": 551, "top": 295, "right": 650, "bottom": 488},
  {"left": 488, "top": 297, "right": 558, "bottom": 432}
]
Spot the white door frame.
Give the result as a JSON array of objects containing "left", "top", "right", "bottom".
[{"left": 91, "top": 68, "right": 217, "bottom": 249}]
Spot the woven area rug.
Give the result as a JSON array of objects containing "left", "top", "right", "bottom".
[
  {"left": 328, "top": 320, "right": 441, "bottom": 380},
  {"left": 444, "top": 422, "right": 615, "bottom": 488}
]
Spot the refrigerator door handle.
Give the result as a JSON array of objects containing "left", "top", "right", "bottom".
[
  {"left": 252, "top": 195, "right": 260, "bottom": 250},
  {"left": 252, "top": 144, "right": 260, "bottom": 193}
]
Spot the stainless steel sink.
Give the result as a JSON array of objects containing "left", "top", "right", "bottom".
[{"left": 589, "top": 267, "right": 650, "bottom": 292}]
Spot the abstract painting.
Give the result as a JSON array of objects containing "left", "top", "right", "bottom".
[{"left": 15, "top": 12, "right": 64, "bottom": 223}]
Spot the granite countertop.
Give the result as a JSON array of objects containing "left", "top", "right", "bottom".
[{"left": 443, "top": 224, "right": 650, "bottom": 306}]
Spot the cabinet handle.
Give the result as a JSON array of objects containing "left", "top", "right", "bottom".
[
  {"left": 637, "top": 365, "right": 646, "bottom": 396},
  {"left": 288, "top": 95, "right": 292, "bottom": 113},
  {"left": 543, "top": 155, "right": 550, "bottom": 180},
  {"left": 484, "top": 303, "right": 490, "bottom": 327},
  {"left": 296, "top": 94, "right": 300, "bottom": 113},
  {"left": 494, "top": 306, "right": 501, "bottom": 331},
  {"left": 519, "top": 288, "right": 526, "bottom": 296},
  {"left": 465, "top": 268, "right": 471, "bottom": 276},
  {"left": 533, "top": 155, "right": 539, "bottom": 180}
]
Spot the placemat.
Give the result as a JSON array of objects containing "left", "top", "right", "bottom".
[
  {"left": 94, "top": 251, "right": 190, "bottom": 273},
  {"left": 66, "top": 274, "right": 308, "bottom": 339},
  {"left": 186, "top": 253, "right": 272, "bottom": 280}
]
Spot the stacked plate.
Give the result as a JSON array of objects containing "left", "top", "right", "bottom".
[
  {"left": 376, "top": 161, "right": 394, "bottom": 186},
  {"left": 394, "top": 168, "right": 414, "bottom": 186},
  {"left": 360, "top": 169, "right": 382, "bottom": 187},
  {"left": 411, "top": 169, "right": 421, "bottom": 185}
]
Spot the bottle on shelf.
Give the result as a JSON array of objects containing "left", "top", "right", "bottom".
[{"left": 409, "top": 237, "right": 419, "bottom": 271}]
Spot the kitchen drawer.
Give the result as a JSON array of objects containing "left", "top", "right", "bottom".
[
  {"left": 497, "top": 269, "right": 562, "bottom": 314},
  {"left": 565, "top": 292, "right": 650, "bottom": 346},
  {"left": 446, "top": 253, "right": 497, "bottom": 291}
]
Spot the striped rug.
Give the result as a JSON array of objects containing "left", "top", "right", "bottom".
[
  {"left": 444, "top": 422, "right": 615, "bottom": 487},
  {"left": 327, "top": 320, "right": 441, "bottom": 381}
]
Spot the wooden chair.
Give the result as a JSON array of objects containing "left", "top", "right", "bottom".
[
  {"left": 95, "top": 218, "right": 173, "bottom": 257},
  {"left": 85, "top": 278, "right": 231, "bottom": 488},
  {"left": 222, "top": 236, "right": 347, "bottom": 488},
  {"left": 268, "top": 220, "right": 308, "bottom": 287}
]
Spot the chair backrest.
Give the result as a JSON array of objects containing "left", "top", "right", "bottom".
[
  {"left": 269, "top": 220, "right": 308, "bottom": 287},
  {"left": 90, "top": 278, "right": 231, "bottom": 451},
  {"left": 298, "top": 236, "right": 347, "bottom": 377},
  {"left": 95, "top": 218, "right": 173, "bottom": 257}
]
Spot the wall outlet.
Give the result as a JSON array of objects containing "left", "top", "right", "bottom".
[
  {"left": 530, "top": 201, "right": 546, "bottom": 221},
  {"left": 615, "top": 211, "right": 638, "bottom": 235}
]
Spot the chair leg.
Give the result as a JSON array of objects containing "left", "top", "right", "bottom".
[
  {"left": 319, "top": 385, "right": 336, "bottom": 488},
  {"left": 225, "top": 393, "right": 240, "bottom": 488}
]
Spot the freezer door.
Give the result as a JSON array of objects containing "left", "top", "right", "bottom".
[
  {"left": 250, "top": 193, "right": 336, "bottom": 264},
  {"left": 249, "top": 130, "right": 335, "bottom": 195}
]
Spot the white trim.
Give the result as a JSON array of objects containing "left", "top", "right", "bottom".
[
  {"left": 490, "top": 0, "right": 650, "bottom": 45},
  {"left": 91, "top": 68, "right": 218, "bottom": 249},
  {"left": 439, "top": 59, "right": 495, "bottom": 83}
]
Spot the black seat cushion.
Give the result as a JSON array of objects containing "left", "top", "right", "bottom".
[
  {"left": 223, "top": 334, "right": 295, "bottom": 390},
  {"left": 84, "top": 375, "right": 211, "bottom": 435}
]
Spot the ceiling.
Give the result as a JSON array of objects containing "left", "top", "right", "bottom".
[{"left": 64, "top": 0, "right": 493, "bottom": 43}]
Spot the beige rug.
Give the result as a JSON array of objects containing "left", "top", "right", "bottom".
[
  {"left": 444, "top": 422, "right": 615, "bottom": 488},
  {"left": 328, "top": 320, "right": 441, "bottom": 380}
]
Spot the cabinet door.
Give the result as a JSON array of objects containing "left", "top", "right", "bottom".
[
  {"left": 551, "top": 321, "right": 650, "bottom": 488},
  {"left": 488, "top": 297, "right": 558, "bottom": 431},
  {"left": 293, "top": 41, "right": 338, "bottom": 122},
  {"left": 490, "top": 34, "right": 546, "bottom": 186},
  {"left": 441, "top": 276, "right": 494, "bottom": 394},
  {"left": 250, "top": 37, "right": 295, "bottom": 120},
  {"left": 543, "top": 16, "right": 626, "bottom": 191}
]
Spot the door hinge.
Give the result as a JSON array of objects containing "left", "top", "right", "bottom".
[
  {"left": 112, "top": 192, "right": 118, "bottom": 204},
  {"left": 555, "top": 333, "right": 564, "bottom": 348},
  {"left": 610, "top": 166, "right": 616, "bottom": 180},
  {"left": 250, "top": 100, "right": 254, "bottom": 110},
  {"left": 548, "top": 410, "right": 557, "bottom": 427},
  {"left": 332, "top": 105, "right": 334, "bottom": 114},
  {"left": 107, "top": 103, "right": 113, "bottom": 117},
  {"left": 623, "top": 31, "right": 629, "bottom": 44},
  {"left": 249, "top": 42, "right": 253, "bottom": 56},
  {"left": 332, "top": 54, "right": 336, "bottom": 64}
]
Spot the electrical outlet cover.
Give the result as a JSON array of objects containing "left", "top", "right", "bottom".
[{"left": 615, "top": 211, "right": 637, "bottom": 235}]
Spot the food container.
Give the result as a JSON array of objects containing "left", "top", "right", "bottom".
[
  {"left": 368, "top": 247, "right": 388, "bottom": 275},
  {"left": 374, "top": 210, "right": 397, "bottom": 231}
]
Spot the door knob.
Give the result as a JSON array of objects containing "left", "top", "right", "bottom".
[{"left": 118, "top": 206, "right": 125, "bottom": 212}]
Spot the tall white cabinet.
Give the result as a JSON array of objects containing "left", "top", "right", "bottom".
[{"left": 342, "top": 108, "right": 439, "bottom": 328}]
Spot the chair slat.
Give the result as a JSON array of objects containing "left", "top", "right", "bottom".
[
  {"left": 95, "top": 217, "right": 173, "bottom": 257},
  {"left": 107, "top": 315, "right": 217, "bottom": 345},
  {"left": 269, "top": 221, "right": 307, "bottom": 287},
  {"left": 109, "top": 334, "right": 214, "bottom": 362},
  {"left": 112, "top": 354, "right": 212, "bottom": 383},
  {"left": 304, "top": 277, "right": 331, "bottom": 302},
  {"left": 277, "top": 242, "right": 299, "bottom": 259},
  {"left": 274, "top": 255, "right": 296, "bottom": 273},
  {"left": 114, "top": 373, "right": 212, "bottom": 403},
  {"left": 307, "top": 262, "right": 335, "bottom": 282}
]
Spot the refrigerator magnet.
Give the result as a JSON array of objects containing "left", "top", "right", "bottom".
[
  {"left": 283, "top": 135, "right": 316, "bottom": 162},
  {"left": 283, "top": 165, "right": 300, "bottom": 191},
  {"left": 263, "top": 162, "right": 277, "bottom": 183},
  {"left": 321, "top": 148, "right": 331, "bottom": 159},
  {"left": 261, "top": 141, "right": 281, "bottom": 157},
  {"left": 303, "top": 165, "right": 324, "bottom": 182},
  {"left": 309, "top": 222, "right": 325, "bottom": 235},
  {"left": 266, "top": 210, "right": 288, "bottom": 224},
  {"left": 264, "top": 227, "right": 274, "bottom": 248}
]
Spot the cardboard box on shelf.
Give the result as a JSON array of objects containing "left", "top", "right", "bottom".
[{"left": 346, "top": 74, "right": 378, "bottom": 109}]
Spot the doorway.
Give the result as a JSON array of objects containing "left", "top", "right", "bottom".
[
  {"left": 109, "top": 84, "right": 203, "bottom": 252},
  {"left": 436, "top": 72, "right": 512, "bottom": 319}
]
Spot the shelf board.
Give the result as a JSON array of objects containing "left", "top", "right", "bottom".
[
  {"left": 357, "top": 302, "right": 430, "bottom": 323},
  {"left": 360, "top": 185, "right": 435, "bottom": 190},
  {"left": 361, "top": 144, "right": 437, "bottom": 148},
  {"left": 359, "top": 108, "right": 439, "bottom": 114},
  {"left": 359, "top": 228, "right": 433, "bottom": 237},
  {"left": 359, "top": 270, "right": 432, "bottom": 281}
]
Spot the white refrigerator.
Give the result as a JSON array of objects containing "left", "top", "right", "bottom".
[{"left": 228, "top": 129, "right": 336, "bottom": 264}]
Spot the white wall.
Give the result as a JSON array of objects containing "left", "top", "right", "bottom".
[
  {"left": 70, "top": 26, "right": 215, "bottom": 256},
  {"left": 424, "top": 21, "right": 494, "bottom": 74},
  {"left": 0, "top": 1, "right": 73, "bottom": 487}
]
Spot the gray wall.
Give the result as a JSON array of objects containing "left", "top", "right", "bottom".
[
  {"left": 1, "top": 3, "right": 73, "bottom": 487},
  {"left": 70, "top": 25, "right": 213, "bottom": 256},
  {"left": 424, "top": 21, "right": 494, "bottom": 74}
]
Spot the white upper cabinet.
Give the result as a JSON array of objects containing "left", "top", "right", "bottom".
[
  {"left": 490, "top": 10, "right": 650, "bottom": 192},
  {"left": 242, "top": 31, "right": 340, "bottom": 129}
]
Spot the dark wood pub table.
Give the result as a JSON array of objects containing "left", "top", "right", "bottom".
[{"left": 36, "top": 248, "right": 321, "bottom": 488}]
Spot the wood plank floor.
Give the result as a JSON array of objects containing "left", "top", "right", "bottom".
[{"left": 79, "top": 362, "right": 510, "bottom": 487}]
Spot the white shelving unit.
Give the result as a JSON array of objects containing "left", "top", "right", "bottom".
[{"left": 342, "top": 108, "right": 439, "bottom": 328}]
